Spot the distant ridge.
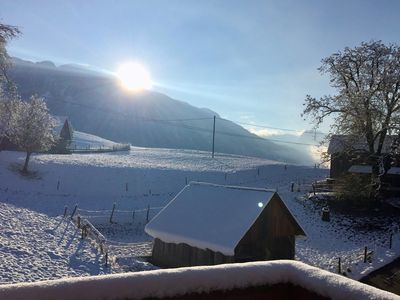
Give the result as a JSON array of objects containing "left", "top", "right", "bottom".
[{"left": 8, "top": 58, "right": 313, "bottom": 164}]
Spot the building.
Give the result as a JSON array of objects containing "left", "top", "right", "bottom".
[
  {"left": 0, "top": 115, "right": 73, "bottom": 153},
  {"left": 145, "top": 182, "right": 305, "bottom": 268},
  {"left": 50, "top": 116, "right": 74, "bottom": 153},
  {"left": 327, "top": 135, "right": 396, "bottom": 179}
]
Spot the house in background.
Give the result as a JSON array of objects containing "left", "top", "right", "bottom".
[
  {"left": 0, "top": 115, "right": 74, "bottom": 153},
  {"left": 50, "top": 116, "right": 74, "bottom": 154},
  {"left": 327, "top": 135, "right": 396, "bottom": 179},
  {"left": 145, "top": 182, "right": 305, "bottom": 268}
]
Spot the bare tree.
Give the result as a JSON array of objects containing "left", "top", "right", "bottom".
[
  {"left": 303, "top": 41, "right": 400, "bottom": 199},
  {"left": 10, "top": 96, "right": 57, "bottom": 173}
]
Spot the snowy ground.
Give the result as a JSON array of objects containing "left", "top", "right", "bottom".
[
  {"left": 0, "top": 202, "right": 109, "bottom": 284},
  {"left": 70, "top": 131, "right": 121, "bottom": 149},
  {"left": 1, "top": 148, "right": 400, "bottom": 284}
]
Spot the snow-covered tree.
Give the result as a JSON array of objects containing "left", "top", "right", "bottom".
[
  {"left": 10, "top": 96, "right": 57, "bottom": 173},
  {"left": 303, "top": 41, "right": 400, "bottom": 200},
  {"left": 0, "top": 23, "right": 20, "bottom": 146},
  {"left": 0, "top": 23, "right": 20, "bottom": 84}
]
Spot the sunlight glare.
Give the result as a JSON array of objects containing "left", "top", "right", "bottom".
[{"left": 116, "top": 62, "right": 152, "bottom": 92}]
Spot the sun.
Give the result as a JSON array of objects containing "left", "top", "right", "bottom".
[{"left": 115, "top": 61, "right": 152, "bottom": 91}]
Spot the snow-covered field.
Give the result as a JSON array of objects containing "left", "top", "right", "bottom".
[{"left": 1, "top": 148, "right": 400, "bottom": 285}]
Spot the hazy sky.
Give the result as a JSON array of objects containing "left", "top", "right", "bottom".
[{"left": 2, "top": 0, "right": 400, "bottom": 134}]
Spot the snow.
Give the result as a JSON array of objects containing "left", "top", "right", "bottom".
[
  {"left": 349, "top": 165, "right": 400, "bottom": 175},
  {"left": 53, "top": 116, "right": 69, "bottom": 136},
  {"left": 71, "top": 131, "right": 120, "bottom": 149},
  {"left": 328, "top": 135, "right": 393, "bottom": 154},
  {"left": 145, "top": 182, "right": 277, "bottom": 255},
  {"left": 1, "top": 147, "right": 400, "bottom": 285},
  {"left": 0, "top": 260, "right": 398, "bottom": 300},
  {"left": 348, "top": 165, "right": 372, "bottom": 174},
  {"left": 0, "top": 202, "right": 109, "bottom": 284}
]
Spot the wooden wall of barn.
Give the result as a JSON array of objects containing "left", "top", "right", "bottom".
[
  {"left": 235, "top": 194, "right": 299, "bottom": 261},
  {"left": 151, "top": 238, "right": 235, "bottom": 268}
]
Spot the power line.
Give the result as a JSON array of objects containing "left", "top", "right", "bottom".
[{"left": 47, "top": 97, "right": 321, "bottom": 146}]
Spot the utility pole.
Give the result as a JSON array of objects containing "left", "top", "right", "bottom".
[{"left": 212, "top": 115, "right": 216, "bottom": 158}]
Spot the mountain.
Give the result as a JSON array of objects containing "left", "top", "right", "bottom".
[{"left": 8, "top": 58, "right": 313, "bottom": 164}]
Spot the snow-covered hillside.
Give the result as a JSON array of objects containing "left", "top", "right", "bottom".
[
  {"left": 71, "top": 131, "right": 121, "bottom": 149},
  {"left": 0, "top": 149, "right": 400, "bottom": 285},
  {"left": 9, "top": 58, "right": 314, "bottom": 164}
]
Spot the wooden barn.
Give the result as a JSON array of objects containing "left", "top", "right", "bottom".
[
  {"left": 145, "top": 182, "right": 305, "bottom": 268},
  {"left": 327, "top": 135, "right": 395, "bottom": 179}
]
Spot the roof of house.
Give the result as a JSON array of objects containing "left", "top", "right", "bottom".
[
  {"left": 145, "top": 182, "right": 303, "bottom": 256},
  {"left": 348, "top": 165, "right": 400, "bottom": 175},
  {"left": 327, "top": 135, "right": 394, "bottom": 154}
]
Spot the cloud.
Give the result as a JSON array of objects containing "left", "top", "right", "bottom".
[{"left": 248, "top": 127, "right": 305, "bottom": 137}]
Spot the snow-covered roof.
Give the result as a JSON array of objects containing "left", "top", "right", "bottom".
[
  {"left": 0, "top": 260, "right": 397, "bottom": 300},
  {"left": 349, "top": 165, "right": 400, "bottom": 175},
  {"left": 53, "top": 116, "right": 69, "bottom": 136},
  {"left": 348, "top": 165, "right": 372, "bottom": 174},
  {"left": 145, "top": 182, "right": 293, "bottom": 256},
  {"left": 328, "top": 135, "right": 394, "bottom": 154}
]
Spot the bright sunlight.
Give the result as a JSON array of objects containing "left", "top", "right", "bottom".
[{"left": 115, "top": 61, "right": 152, "bottom": 91}]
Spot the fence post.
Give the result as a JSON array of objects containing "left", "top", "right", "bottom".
[
  {"left": 257, "top": 168, "right": 260, "bottom": 176},
  {"left": 70, "top": 204, "right": 78, "bottom": 220},
  {"left": 132, "top": 209, "right": 135, "bottom": 222},
  {"left": 225, "top": 173, "right": 227, "bottom": 181},
  {"left": 185, "top": 177, "right": 188, "bottom": 185},
  {"left": 390, "top": 234, "right": 393, "bottom": 249},
  {"left": 110, "top": 202, "right": 116, "bottom": 223},
  {"left": 126, "top": 182, "right": 128, "bottom": 192},
  {"left": 338, "top": 257, "right": 341, "bottom": 274},
  {"left": 364, "top": 246, "right": 367, "bottom": 263},
  {"left": 63, "top": 206, "right": 68, "bottom": 218},
  {"left": 291, "top": 182, "right": 294, "bottom": 192},
  {"left": 312, "top": 183, "right": 316, "bottom": 195},
  {"left": 105, "top": 252, "right": 108, "bottom": 267},
  {"left": 57, "top": 180, "right": 60, "bottom": 191},
  {"left": 146, "top": 205, "right": 150, "bottom": 223},
  {"left": 77, "top": 215, "right": 81, "bottom": 229}
]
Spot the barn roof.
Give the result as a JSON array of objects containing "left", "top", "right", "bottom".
[
  {"left": 145, "top": 182, "right": 303, "bottom": 256},
  {"left": 348, "top": 165, "right": 400, "bottom": 175},
  {"left": 327, "top": 135, "right": 393, "bottom": 154}
]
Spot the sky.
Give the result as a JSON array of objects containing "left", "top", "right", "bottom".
[{"left": 2, "top": 0, "right": 400, "bottom": 135}]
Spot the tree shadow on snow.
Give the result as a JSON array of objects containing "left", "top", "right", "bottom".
[{"left": 7, "top": 163, "right": 42, "bottom": 180}]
